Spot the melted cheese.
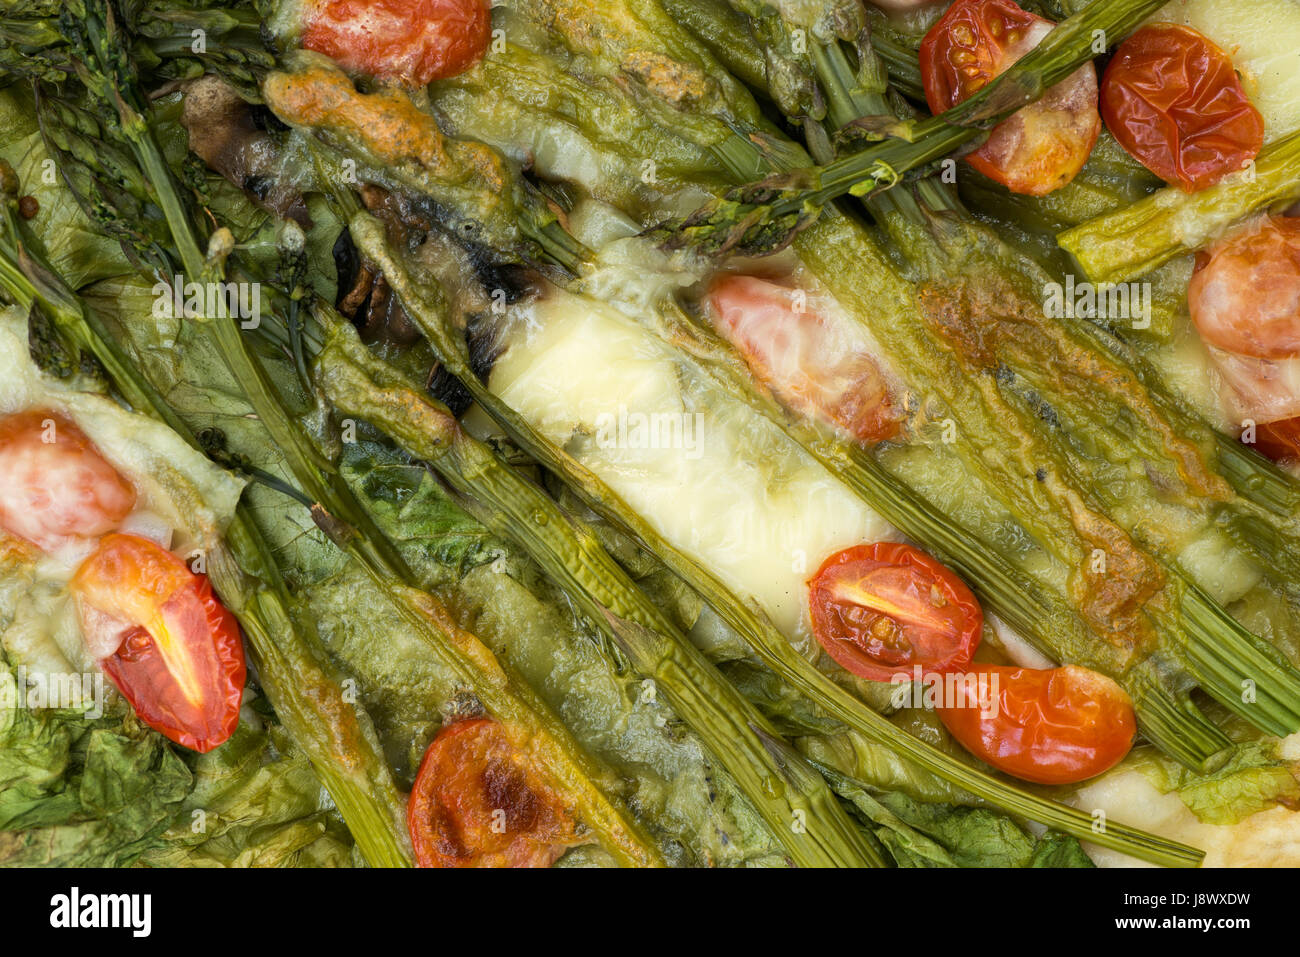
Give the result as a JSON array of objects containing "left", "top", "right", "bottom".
[
  {"left": 487, "top": 285, "right": 896, "bottom": 641},
  {"left": 1073, "top": 734, "right": 1300, "bottom": 867}
]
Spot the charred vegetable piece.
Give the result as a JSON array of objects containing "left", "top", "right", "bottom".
[
  {"left": 180, "top": 75, "right": 312, "bottom": 227},
  {"left": 407, "top": 718, "right": 586, "bottom": 867}
]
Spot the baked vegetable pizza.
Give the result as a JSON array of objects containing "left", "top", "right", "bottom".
[{"left": 0, "top": 0, "right": 1297, "bottom": 868}]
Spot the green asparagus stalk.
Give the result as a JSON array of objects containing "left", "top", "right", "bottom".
[
  {"left": 654, "top": 0, "right": 771, "bottom": 94},
  {"left": 1058, "top": 129, "right": 1300, "bottom": 285},
  {"left": 861, "top": 7, "right": 925, "bottom": 100}
]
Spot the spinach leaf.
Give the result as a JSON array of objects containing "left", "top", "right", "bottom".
[
  {"left": 815, "top": 761, "right": 1095, "bottom": 868},
  {"left": 0, "top": 670, "right": 192, "bottom": 867},
  {"left": 1134, "top": 740, "right": 1300, "bottom": 826},
  {"left": 140, "top": 721, "right": 355, "bottom": 868}
]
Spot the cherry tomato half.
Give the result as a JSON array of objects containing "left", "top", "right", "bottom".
[
  {"left": 407, "top": 718, "right": 584, "bottom": 868},
  {"left": 807, "top": 543, "right": 982, "bottom": 681},
  {"left": 1100, "top": 23, "right": 1263, "bottom": 192},
  {"left": 936, "top": 663, "right": 1136, "bottom": 785},
  {"left": 301, "top": 0, "right": 491, "bottom": 86},
  {"left": 706, "top": 274, "right": 901, "bottom": 443},
  {"left": 1254, "top": 416, "right": 1300, "bottom": 463},
  {"left": 72, "top": 534, "right": 245, "bottom": 753},
  {"left": 0, "top": 410, "right": 136, "bottom": 554},
  {"left": 1189, "top": 216, "right": 1300, "bottom": 360},
  {"left": 920, "top": 0, "right": 1100, "bottom": 196}
]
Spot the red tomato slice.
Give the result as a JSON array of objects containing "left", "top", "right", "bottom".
[
  {"left": 807, "top": 543, "right": 982, "bottom": 681},
  {"left": 301, "top": 0, "right": 491, "bottom": 85},
  {"left": 1100, "top": 23, "right": 1264, "bottom": 192},
  {"left": 705, "top": 274, "right": 902, "bottom": 443},
  {"left": 1189, "top": 216, "right": 1300, "bottom": 360},
  {"left": 935, "top": 663, "right": 1136, "bottom": 785},
  {"left": 1254, "top": 416, "right": 1300, "bottom": 463},
  {"left": 72, "top": 534, "right": 245, "bottom": 753},
  {"left": 407, "top": 718, "right": 585, "bottom": 868},
  {"left": 920, "top": 0, "right": 1100, "bottom": 196},
  {"left": 0, "top": 410, "right": 135, "bottom": 554}
]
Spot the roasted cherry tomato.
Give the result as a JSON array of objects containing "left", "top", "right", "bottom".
[
  {"left": 301, "top": 0, "right": 491, "bottom": 85},
  {"left": 1189, "top": 216, "right": 1300, "bottom": 360},
  {"left": 1100, "top": 23, "right": 1264, "bottom": 192},
  {"left": 0, "top": 409, "right": 136, "bottom": 554},
  {"left": 808, "top": 543, "right": 982, "bottom": 681},
  {"left": 920, "top": 0, "right": 1100, "bottom": 195},
  {"left": 1254, "top": 416, "right": 1300, "bottom": 463},
  {"left": 72, "top": 534, "right": 245, "bottom": 753},
  {"left": 407, "top": 718, "right": 584, "bottom": 868},
  {"left": 1187, "top": 216, "right": 1300, "bottom": 425},
  {"left": 706, "top": 274, "right": 901, "bottom": 443},
  {"left": 935, "top": 663, "right": 1136, "bottom": 784}
]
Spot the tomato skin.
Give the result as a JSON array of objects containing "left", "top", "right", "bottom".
[
  {"left": 807, "top": 543, "right": 982, "bottom": 681},
  {"left": 1188, "top": 216, "right": 1300, "bottom": 360},
  {"left": 920, "top": 0, "right": 1100, "bottom": 196},
  {"left": 301, "top": 0, "right": 490, "bottom": 85},
  {"left": 1254, "top": 416, "right": 1300, "bottom": 463},
  {"left": 72, "top": 534, "right": 245, "bottom": 753},
  {"left": 705, "top": 274, "right": 902, "bottom": 443},
  {"left": 407, "top": 718, "right": 583, "bottom": 868},
  {"left": 1100, "top": 23, "right": 1263, "bottom": 192},
  {"left": 936, "top": 663, "right": 1136, "bottom": 785},
  {"left": 0, "top": 410, "right": 136, "bottom": 554}
]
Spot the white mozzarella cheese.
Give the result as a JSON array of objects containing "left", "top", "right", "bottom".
[{"left": 488, "top": 287, "right": 898, "bottom": 640}]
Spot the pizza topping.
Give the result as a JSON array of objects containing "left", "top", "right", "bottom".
[
  {"left": 936, "top": 663, "right": 1137, "bottom": 785},
  {"left": 0, "top": 410, "right": 136, "bottom": 554},
  {"left": 72, "top": 534, "right": 245, "bottom": 753},
  {"left": 706, "top": 274, "right": 902, "bottom": 443},
  {"left": 1100, "top": 23, "right": 1264, "bottom": 192},
  {"left": 920, "top": 0, "right": 1100, "bottom": 195},
  {"left": 407, "top": 718, "right": 585, "bottom": 867},
  {"left": 301, "top": 0, "right": 491, "bottom": 85},
  {"left": 808, "top": 543, "right": 982, "bottom": 681}
]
